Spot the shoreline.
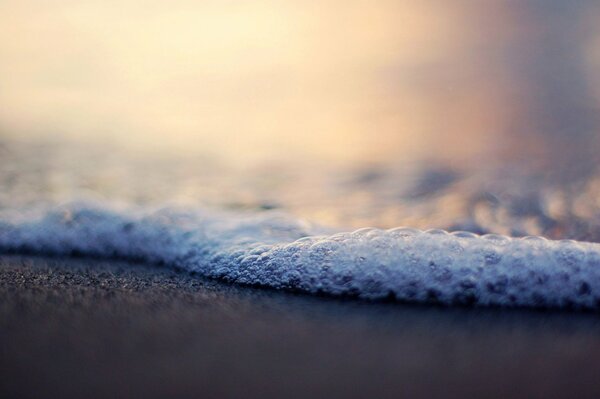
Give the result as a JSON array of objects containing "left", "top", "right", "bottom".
[{"left": 2, "top": 255, "right": 600, "bottom": 398}]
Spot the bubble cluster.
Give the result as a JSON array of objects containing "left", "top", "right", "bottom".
[{"left": 1, "top": 203, "right": 600, "bottom": 309}]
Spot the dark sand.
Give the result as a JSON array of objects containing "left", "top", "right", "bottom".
[{"left": 1, "top": 256, "right": 600, "bottom": 399}]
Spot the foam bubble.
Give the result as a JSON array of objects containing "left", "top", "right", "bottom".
[{"left": 1, "top": 202, "right": 600, "bottom": 309}]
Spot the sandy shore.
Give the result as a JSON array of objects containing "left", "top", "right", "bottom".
[{"left": 1, "top": 255, "right": 600, "bottom": 398}]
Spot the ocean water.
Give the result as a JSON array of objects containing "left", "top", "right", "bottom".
[
  {"left": 2, "top": 1, "right": 600, "bottom": 309},
  {"left": 2, "top": 139, "right": 600, "bottom": 310}
]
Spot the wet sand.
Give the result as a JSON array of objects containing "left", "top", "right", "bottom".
[{"left": 1, "top": 255, "right": 600, "bottom": 399}]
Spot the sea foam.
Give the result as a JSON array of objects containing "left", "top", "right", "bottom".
[{"left": 1, "top": 202, "right": 600, "bottom": 309}]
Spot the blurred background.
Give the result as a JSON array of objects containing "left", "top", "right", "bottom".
[{"left": 1, "top": 0, "right": 600, "bottom": 239}]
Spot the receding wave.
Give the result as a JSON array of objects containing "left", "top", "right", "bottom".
[{"left": 1, "top": 202, "right": 600, "bottom": 310}]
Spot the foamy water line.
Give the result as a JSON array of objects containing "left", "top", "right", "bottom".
[{"left": 1, "top": 202, "right": 600, "bottom": 309}]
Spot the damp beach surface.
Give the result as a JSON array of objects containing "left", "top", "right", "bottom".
[{"left": 2, "top": 255, "right": 600, "bottom": 399}]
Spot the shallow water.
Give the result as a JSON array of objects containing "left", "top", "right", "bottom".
[{"left": 2, "top": 1, "right": 600, "bottom": 308}]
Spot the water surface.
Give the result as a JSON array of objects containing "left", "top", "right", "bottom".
[{"left": 2, "top": 1, "right": 600, "bottom": 308}]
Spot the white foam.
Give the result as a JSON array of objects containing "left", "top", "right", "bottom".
[{"left": 1, "top": 202, "right": 600, "bottom": 309}]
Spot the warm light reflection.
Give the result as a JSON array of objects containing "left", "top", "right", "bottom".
[{"left": 1, "top": 1, "right": 599, "bottom": 170}]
